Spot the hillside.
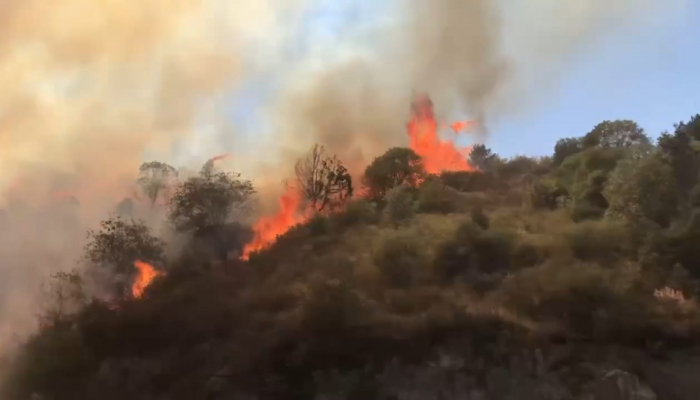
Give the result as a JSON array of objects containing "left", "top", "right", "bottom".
[{"left": 4, "top": 116, "right": 700, "bottom": 399}]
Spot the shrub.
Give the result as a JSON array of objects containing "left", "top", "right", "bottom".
[
  {"left": 496, "top": 260, "right": 700, "bottom": 342},
  {"left": 417, "top": 180, "right": 456, "bottom": 214},
  {"left": 374, "top": 234, "right": 426, "bottom": 287},
  {"left": 385, "top": 186, "right": 415, "bottom": 225},
  {"left": 470, "top": 207, "right": 490, "bottom": 229},
  {"left": 440, "top": 170, "right": 499, "bottom": 192},
  {"left": 563, "top": 220, "right": 631, "bottom": 265},
  {"left": 525, "top": 178, "right": 566, "bottom": 210},
  {"left": 433, "top": 222, "right": 511, "bottom": 286},
  {"left": 498, "top": 261, "right": 635, "bottom": 335},
  {"left": 332, "top": 200, "right": 380, "bottom": 229}
]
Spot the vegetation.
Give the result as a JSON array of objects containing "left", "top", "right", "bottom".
[
  {"left": 81, "top": 216, "right": 165, "bottom": 298},
  {"left": 294, "top": 144, "right": 353, "bottom": 212},
  {"left": 168, "top": 168, "right": 255, "bottom": 233},
  {"left": 5, "top": 117, "right": 700, "bottom": 399}
]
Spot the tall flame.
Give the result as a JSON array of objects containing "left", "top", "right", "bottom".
[
  {"left": 408, "top": 93, "right": 475, "bottom": 174},
  {"left": 242, "top": 188, "right": 306, "bottom": 259},
  {"left": 132, "top": 260, "right": 163, "bottom": 298}
]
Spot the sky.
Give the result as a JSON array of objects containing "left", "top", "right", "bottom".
[
  {"left": 221, "top": 0, "right": 700, "bottom": 160},
  {"left": 491, "top": 0, "right": 700, "bottom": 157}
]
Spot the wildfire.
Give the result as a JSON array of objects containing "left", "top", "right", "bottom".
[
  {"left": 408, "top": 93, "right": 475, "bottom": 174},
  {"left": 132, "top": 260, "right": 163, "bottom": 298},
  {"left": 242, "top": 187, "right": 307, "bottom": 259}
]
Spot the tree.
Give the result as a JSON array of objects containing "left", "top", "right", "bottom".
[
  {"left": 658, "top": 116, "right": 700, "bottom": 205},
  {"left": 136, "top": 161, "right": 179, "bottom": 206},
  {"left": 604, "top": 145, "right": 678, "bottom": 227},
  {"left": 362, "top": 147, "right": 425, "bottom": 201},
  {"left": 294, "top": 144, "right": 353, "bottom": 212},
  {"left": 169, "top": 170, "right": 255, "bottom": 233},
  {"left": 582, "top": 120, "right": 650, "bottom": 149},
  {"left": 386, "top": 186, "right": 415, "bottom": 225},
  {"left": 554, "top": 147, "right": 624, "bottom": 221},
  {"left": 468, "top": 144, "right": 497, "bottom": 171},
  {"left": 83, "top": 216, "right": 165, "bottom": 297},
  {"left": 37, "top": 270, "right": 88, "bottom": 328},
  {"left": 553, "top": 137, "right": 583, "bottom": 165}
]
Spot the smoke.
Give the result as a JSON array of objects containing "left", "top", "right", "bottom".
[
  {"left": 0, "top": 0, "right": 308, "bottom": 352},
  {"left": 270, "top": 0, "right": 683, "bottom": 170}
]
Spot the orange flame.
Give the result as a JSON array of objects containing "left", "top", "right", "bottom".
[
  {"left": 242, "top": 188, "right": 307, "bottom": 259},
  {"left": 408, "top": 93, "right": 475, "bottom": 174},
  {"left": 132, "top": 260, "right": 163, "bottom": 298},
  {"left": 450, "top": 120, "right": 475, "bottom": 134}
]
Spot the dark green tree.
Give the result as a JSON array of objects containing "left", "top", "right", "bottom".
[
  {"left": 553, "top": 137, "right": 583, "bottom": 165},
  {"left": 604, "top": 145, "right": 677, "bottom": 227},
  {"left": 169, "top": 170, "right": 255, "bottom": 232},
  {"left": 582, "top": 120, "right": 650, "bottom": 149},
  {"left": 468, "top": 144, "right": 497, "bottom": 170},
  {"left": 362, "top": 147, "right": 424, "bottom": 201},
  {"left": 658, "top": 115, "right": 700, "bottom": 205}
]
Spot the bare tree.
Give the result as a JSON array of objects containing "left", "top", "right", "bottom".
[{"left": 295, "top": 144, "right": 353, "bottom": 212}]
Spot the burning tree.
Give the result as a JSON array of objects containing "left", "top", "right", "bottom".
[
  {"left": 82, "top": 216, "right": 165, "bottom": 298},
  {"left": 294, "top": 144, "right": 353, "bottom": 212}
]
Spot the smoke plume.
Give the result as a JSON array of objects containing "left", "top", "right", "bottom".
[
  {"left": 0, "top": 0, "right": 306, "bottom": 351},
  {"left": 271, "top": 0, "right": 682, "bottom": 171}
]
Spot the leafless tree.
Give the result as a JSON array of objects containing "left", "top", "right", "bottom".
[{"left": 295, "top": 144, "right": 353, "bottom": 212}]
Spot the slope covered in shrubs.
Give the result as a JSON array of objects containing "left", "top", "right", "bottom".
[{"left": 5, "top": 117, "right": 700, "bottom": 399}]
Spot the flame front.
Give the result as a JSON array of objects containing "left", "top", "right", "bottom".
[
  {"left": 242, "top": 188, "right": 307, "bottom": 259},
  {"left": 132, "top": 260, "right": 163, "bottom": 298},
  {"left": 408, "top": 94, "right": 475, "bottom": 174}
]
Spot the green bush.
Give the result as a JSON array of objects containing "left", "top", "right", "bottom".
[
  {"left": 525, "top": 178, "right": 566, "bottom": 210},
  {"left": 497, "top": 261, "right": 640, "bottom": 337},
  {"left": 417, "top": 180, "right": 456, "bottom": 214},
  {"left": 332, "top": 200, "right": 380, "bottom": 229},
  {"left": 496, "top": 260, "right": 700, "bottom": 342},
  {"left": 440, "top": 171, "right": 500, "bottom": 192},
  {"left": 374, "top": 234, "right": 426, "bottom": 287},
  {"left": 433, "top": 222, "right": 511, "bottom": 286},
  {"left": 385, "top": 186, "right": 415, "bottom": 225},
  {"left": 563, "top": 220, "right": 631, "bottom": 265}
]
